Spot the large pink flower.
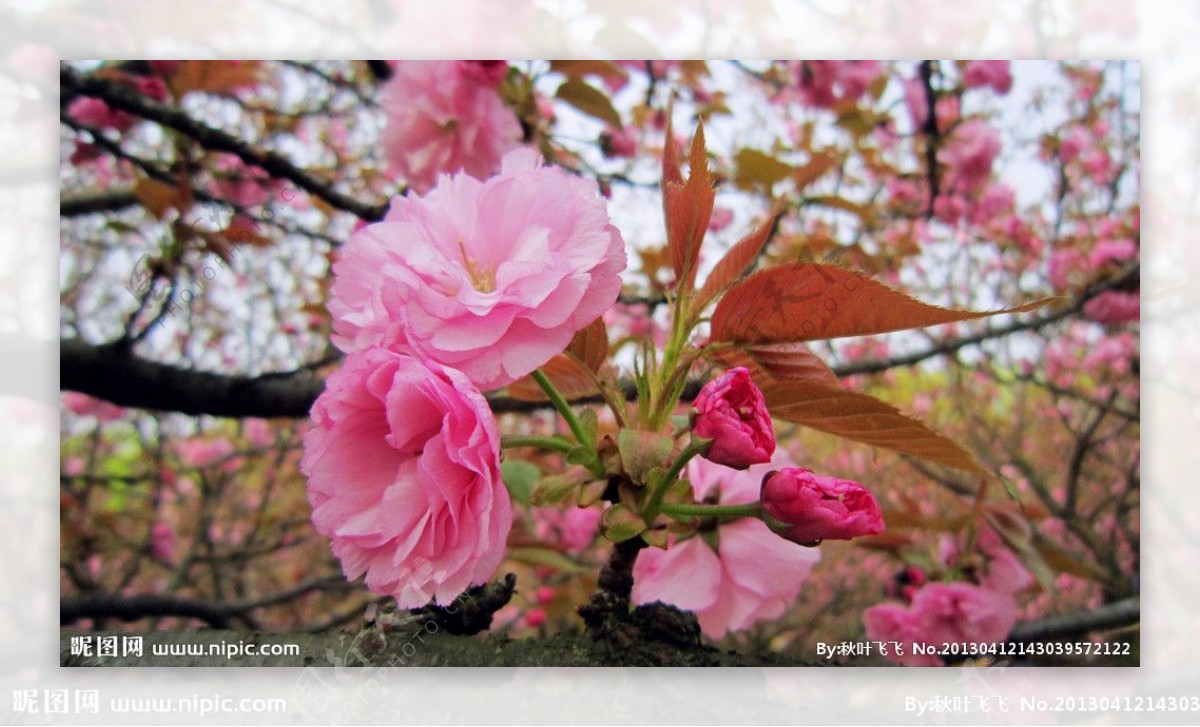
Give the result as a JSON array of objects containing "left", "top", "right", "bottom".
[
  {"left": 632, "top": 456, "right": 821, "bottom": 639},
  {"left": 691, "top": 367, "right": 775, "bottom": 470},
  {"left": 330, "top": 148, "right": 627, "bottom": 390},
  {"left": 379, "top": 61, "right": 522, "bottom": 193},
  {"left": 301, "top": 348, "right": 511, "bottom": 608}
]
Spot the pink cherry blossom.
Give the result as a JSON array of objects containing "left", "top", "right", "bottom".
[
  {"left": 903, "top": 77, "right": 961, "bottom": 131},
  {"left": 61, "top": 392, "right": 127, "bottom": 423},
  {"left": 795, "top": 61, "right": 880, "bottom": 109},
  {"left": 243, "top": 418, "right": 274, "bottom": 448},
  {"left": 692, "top": 368, "right": 775, "bottom": 469},
  {"left": 302, "top": 349, "right": 510, "bottom": 608},
  {"left": 532, "top": 505, "right": 602, "bottom": 553},
  {"left": 761, "top": 468, "right": 885, "bottom": 544},
  {"left": 862, "top": 603, "right": 942, "bottom": 666},
  {"left": 1083, "top": 291, "right": 1139, "bottom": 325},
  {"left": 66, "top": 96, "right": 134, "bottom": 132},
  {"left": 707, "top": 206, "right": 735, "bottom": 232},
  {"left": 1048, "top": 248, "right": 1086, "bottom": 291},
  {"left": 1059, "top": 125, "right": 1091, "bottom": 162},
  {"left": 911, "top": 582, "right": 1018, "bottom": 647},
  {"left": 174, "top": 438, "right": 235, "bottom": 468},
  {"left": 455, "top": 60, "right": 508, "bottom": 87},
  {"left": 1089, "top": 238, "right": 1137, "bottom": 269},
  {"left": 865, "top": 581, "right": 1018, "bottom": 665},
  {"left": 939, "top": 119, "right": 1001, "bottom": 192},
  {"left": 379, "top": 61, "right": 522, "bottom": 194},
  {"left": 330, "top": 148, "right": 627, "bottom": 390},
  {"left": 632, "top": 457, "right": 821, "bottom": 639},
  {"left": 210, "top": 153, "right": 281, "bottom": 208},
  {"left": 968, "top": 183, "right": 1015, "bottom": 226},
  {"left": 150, "top": 522, "right": 177, "bottom": 563},
  {"left": 962, "top": 61, "right": 1013, "bottom": 95},
  {"left": 600, "top": 125, "right": 638, "bottom": 158}
]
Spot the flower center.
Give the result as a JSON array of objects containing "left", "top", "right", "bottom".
[{"left": 458, "top": 240, "right": 496, "bottom": 293}]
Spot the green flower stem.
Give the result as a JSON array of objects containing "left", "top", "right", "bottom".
[
  {"left": 659, "top": 502, "right": 763, "bottom": 520},
  {"left": 531, "top": 368, "right": 593, "bottom": 448},
  {"left": 500, "top": 435, "right": 576, "bottom": 455},
  {"left": 642, "top": 437, "right": 711, "bottom": 523}
]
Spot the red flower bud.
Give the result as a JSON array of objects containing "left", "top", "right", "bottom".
[
  {"left": 760, "top": 467, "right": 885, "bottom": 544},
  {"left": 691, "top": 367, "right": 775, "bottom": 469}
]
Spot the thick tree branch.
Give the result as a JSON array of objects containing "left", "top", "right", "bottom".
[
  {"left": 60, "top": 189, "right": 139, "bottom": 217},
  {"left": 61, "top": 266, "right": 1133, "bottom": 419},
  {"left": 1007, "top": 597, "right": 1138, "bottom": 643},
  {"left": 60, "top": 577, "right": 352, "bottom": 629},
  {"left": 60, "top": 594, "right": 248, "bottom": 629},
  {"left": 59, "top": 338, "right": 702, "bottom": 418},
  {"left": 60, "top": 65, "right": 390, "bottom": 222},
  {"left": 61, "top": 338, "right": 327, "bottom": 419}
]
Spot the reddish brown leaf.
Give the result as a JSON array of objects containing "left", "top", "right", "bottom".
[
  {"left": 133, "top": 177, "right": 193, "bottom": 220},
  {"left": 218, "top": 216, "right": 272, "bottom": 248},
  {"left": 555, "top": 80, "right": 622, "bottom": 128},
  {"left": 663, "top": 120, "right": 714, "bottom": 293},
  {"left": 549, "top": 60, "right": 628, "bottom": 81},
  {"left": 710, "top": 342, "right": 838, "bottom": 388},
  {"left": 693, "top": 205, "right": 781, "bottom": 313},
  {"left": 711, "top": 262, "right": 1048, "bottom": 344},
  {"left": 793, "top": 151, "right": 837, "bottom": 191},
  {"left": 566, "top": 317, "right": 609, "bottom": 372},
  {"left": 170, "top": 60, "right": 262, "bottom": 98},
  {"left": 855, "top": 532, "right": 915, "bottom": 550},
  {"left": 733, "top": 147, "right": 793, "bottom": 191},
  {"left": 506, "top": 355, "right": 599, "bottom": 402},
  {"left": 761, "top": 379, "right": 986, "bottom": 473},
  {"left": 808, "top": 195, "right": 871, "bottom": 221}
]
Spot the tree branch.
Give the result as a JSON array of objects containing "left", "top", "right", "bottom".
[
  {"left": 60, "top": 189, "right": 139, "bottom": 217},
  {"left": 1007, "top": 597, "right": 1138, "bottom": 643},
  {"left": 60, "top": 594, "right": 248, "bottom": 629},
  {"left": 61, "top": 265, "right": 1133, "bottom": 419},
  {"left": 60, "top": 65, "right": 390, "bottom": 222}
]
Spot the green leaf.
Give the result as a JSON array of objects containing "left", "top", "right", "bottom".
[
  {"left": 663, "top": 477, "right": 696, "bottom": 507},
  {"left": 578, "top": 478, "right": 609, "bottom": 508},
  {"left": 555, "top": 80, "right": 622, "bottom": 127},
  {"left": 641, "top": 527, "right": 669, "bottom": 549},
  {"left": 578, "top": 409, "right": 599, "bottom": 448},
  {"left": 617, "top": 429, "right": 676, "bottom": 484},
  {"left": 500, "top": 460, "right": 540, "bottom": 506},
  {"left": 529, "top": 465, "right": 592, "bottom": 507},
  {"left": 601, "top": 504, "right": 646, "bottom": 543}
]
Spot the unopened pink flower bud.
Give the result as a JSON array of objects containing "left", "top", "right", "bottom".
[
  {"left": 691, "top": 367, "right": 775, "bottom": 469},
  {"left": 760, "top": 467, "right": 885, "bottom": 545}
]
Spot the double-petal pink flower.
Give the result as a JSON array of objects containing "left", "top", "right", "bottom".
[
  {"left": 380, "top": 61, "right": 522, "bottom": 194},
  {"left": 330, "top": 148, "right": 626, "bottom": 390},
  {"left": 301, "top": 348, "right": 511, "bottom": 608}
]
